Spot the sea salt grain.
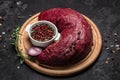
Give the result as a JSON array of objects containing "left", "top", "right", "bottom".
[
  {"left": 29, "top": 14, "right": 32, "bottom": 17},
  {"left": 110, "top": 45, "right": 114, "bottom": 48},
  {"left": 115, "top": 44, "right": 120, "bottom": 48},
  {"left": 2, "top": 32, "right": 5, "bottom": 34},
  {"left": 107, "top": 57, "right": 110, "bottom": 60},
  {"left": 115, "top": 39, "right": 118, "bottom": 42},
  {"left": 21, "top": 4, "right": 27, "bottom": 10},
  {"left": 9, "top": 37, "right": 12, "bottom": 40},
  {"left": 3, "top": 45, "right": 6, "bottom": 48},
  {"left": 105, "top": 60, "right": 109, "bottom": 64},
  {"left": 0, "top": 23, "right": 2, "bottom": 26},
  {"left": 111, "top": 50, "right": 116, "bottom": 53},
  {"left": 16, "top": 1, "right": 22, "bottom": 6},
  {"left": 0, "top": 16, "right": 2, "bottom": 19},
  {"left": 114, "top": 33, "right": 117, "bottom": 36},
  {"left": 17, "top": 66, "right": 20, "bottom": 69}
]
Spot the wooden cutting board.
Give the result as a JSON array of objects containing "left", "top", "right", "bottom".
[{"left": 17, "top": 13, "right": 102, "bottom": 76}]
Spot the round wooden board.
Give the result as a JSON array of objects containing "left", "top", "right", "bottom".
[{"left": 18, "top": 13, "right": 102, "bottom": 76}]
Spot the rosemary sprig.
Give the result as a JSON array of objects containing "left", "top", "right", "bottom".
[{"left": 11, "top": 26, "right": 31, "bottom": 64}]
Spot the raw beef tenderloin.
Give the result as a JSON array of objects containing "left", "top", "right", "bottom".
[{"left": 37, "top": 8, "right": 93, "bottom": 66}]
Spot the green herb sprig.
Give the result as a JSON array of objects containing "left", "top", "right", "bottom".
[{"left": 11, "top": 26, "right": 31, "bottom": 64}]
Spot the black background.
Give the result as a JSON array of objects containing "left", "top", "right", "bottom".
[{"left": 0, "top": 0, "right": 120, "bottom": 80}]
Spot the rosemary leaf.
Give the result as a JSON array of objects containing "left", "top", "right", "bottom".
[{"left": 11, "top": 26, "right": 33, "bottom": 64}]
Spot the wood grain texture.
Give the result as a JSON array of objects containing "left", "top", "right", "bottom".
[{"left": 18, "top": 13, "right": 102, "bottom": 76}]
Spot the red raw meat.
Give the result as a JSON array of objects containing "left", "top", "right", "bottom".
[{"left": 37, "top": 8, "right": 93, "bottom": 66}]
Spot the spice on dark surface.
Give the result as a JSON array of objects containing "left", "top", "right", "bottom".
[
  {"left": 0, "top": 23, "right": 2, "bottom": 26},
  {"left": 107, "top": 57, "right": 110, "bottom": 60},
  {"left": 104, "top": 40, "right": 107, "bottom": 43},
  {"left": 111, "top": 50, "right": 116, "bottom": 53},
  {"left": 3, "top": 45, "right": 6, "bottom": 48},
  {"left": 2, "top": 32, "right": 5, "bottom": 34},
  {"left": 110, "top": 45, "right": 114, "bottom": 48},
  {"left": 31, "top": 24, "right": 55, "bottom": 42},
  {"left": 114, "top": 39, "right": 118, "bottom": 42},
  {"left": 17, "top": 65, "right": 20, "bottom": 69},
  {"left": 115, "top": 44, "right": 119, "bottom": 48},
  {"left": 105, "top": 45, "right": 109, "bottom": 50},
  {"left": 7, "top": 28, "right": 11, "bottom": 32},
  {"left": 105, "top": 60, "right": 109, "bottom": 64},
  {"left": 113, "top": 32, "right": 117, "bottom": 36},
  {"left": 107, "top": 36, "right": 110, "bottom": 38},
  {"left": 0, "top": 16, "right": 2, "bottom": 20}
]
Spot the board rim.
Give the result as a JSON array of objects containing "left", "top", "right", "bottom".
[{"left": 17, "top": 13, "right": 102, "bottom": 76}]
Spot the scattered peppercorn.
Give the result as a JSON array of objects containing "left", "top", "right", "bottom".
[
  {"left": 7, "top": 28, "right": 11, "bottom": 32},
  {"left": 105, "top": 45, "right": 109, "bottom": 50},
  {"left": 10, "top": 6, "right": 13, "bottom": 8},
  {"left": 77, "top": 37, "right": 80, "bottom": 40},
  {"left": 111, "top": 58, "right": 114, "bottom": 61},
  {"left": 107, "top": 36, "right": 110, "bottom": 38},
  {"left": 104, "top": 40, "right": 107, "bottom": 43},
  {"left": 31, "top": 24, "right": 55, "bottom": 42},
  {"left": 77, "top": 31, "right": 81, "bottom": 35},
  {"left": 71, "top": 42, "right": 76, "bottom": 46}
]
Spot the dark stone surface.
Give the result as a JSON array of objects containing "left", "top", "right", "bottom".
[{"left": 0, "top": 0, "right": 120, "bottom": 80}]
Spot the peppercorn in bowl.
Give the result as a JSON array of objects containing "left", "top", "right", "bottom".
[{"left": 26, "top": 20, "right": 61, "bottom": 47}]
